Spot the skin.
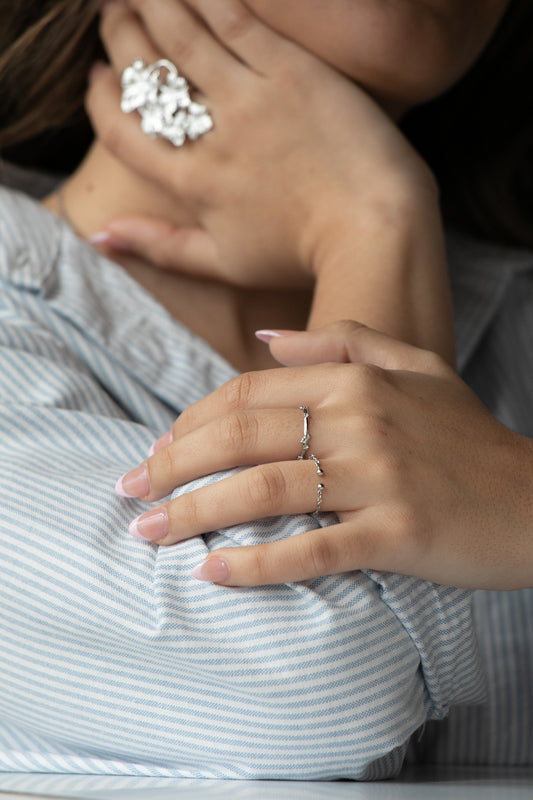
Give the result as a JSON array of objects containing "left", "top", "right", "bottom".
[
  {"left": 62, "top": 0, "right": 532, "bottom": 591},
  {"left": 245, "top": 0, "right": 511, "bottom": 111}
]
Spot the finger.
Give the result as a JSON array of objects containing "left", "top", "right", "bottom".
[
  {"left": 127, "top": 458, "right": 350, "bottom": 545},
  {"left": 86, "top": 64, "right": 183, "bottom": 189},
  {"left": 184, "top": 0, "right": 303, "bottom": 74},
  {"left": 124, "top": 0, "right": 245, "bottom": 95},
  {"left": 190, "top": 519, "right": 380, "bottom": 586},
  {"left": 94, "top": 217, "right": 221, "bottom": 276},
  {"left": 167, "top": 366, "right": 335, "bottom": 440},
  {"left": 268, "top": 321, "right": 453, "bottom": 376},
  {"left": 100, "top": 0, "right": 160, "bottom": 75},
  {"left": 119, "top": 407, "right": 322, "bottom": 502}
]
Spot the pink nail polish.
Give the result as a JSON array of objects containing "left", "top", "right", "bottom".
[
  {"left": 115, "top": 463, "right": 150, "bottom": 498},
  {"left": 88, "top": 231, "right": 112, "bottom": 247},
  {"left": 148, "top": 430, "right": 173, "bottom": 457},
  {"left": 192, "top": 558, "right": 230, "bottom": 583},
  {"left": 255, "top": 329, "right": 299, "bottom": 343},
  {"left": 88, "top": 231, "right": 131, "bottom": 252},
  {"left": 129, "top": 508, "right": 169, "bottom": 542}
]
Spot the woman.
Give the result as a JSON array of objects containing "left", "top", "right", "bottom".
[{"left": 0, "top": 0, "right": 522, "bottom": 780}]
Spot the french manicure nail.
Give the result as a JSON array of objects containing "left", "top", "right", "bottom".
[
  {"left": 148, "top": 430, "right": 173, "bottom": 457},
  {"left": 88, "top": 230, "right": 131, "bottom": 251},
  {"left": 115, "top": 463, "right": 150, "bottom": 498},
  {"left": 192, "top": 558, "right": 230, "bottom": 583},
  {"left": 129, "top": 508, "right": 169, "bottom": 542},
  {"left": 255, "top": 329, "right": 299, "bottom": 343}
]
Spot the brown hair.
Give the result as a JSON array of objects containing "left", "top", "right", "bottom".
[
  {"left": 1, "top": 0, "right": 532, "bottom": 248},
  {"left": 0, "top": 0, "right": 102, "bottom": 171}
]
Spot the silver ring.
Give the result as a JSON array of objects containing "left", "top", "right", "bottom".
[
  {"left": 309, "top": 454, "right": 325, "bottom": 515},
  {"left": 121, "top": 58, "right": 214, "bottom": 148},
  {"left": 297, "top": 406, "right": 311, "bottom": 460}
]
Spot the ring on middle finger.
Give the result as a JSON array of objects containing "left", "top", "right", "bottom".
[
  {"left": 309, "top": 454, "right": 325, "bottom": 516},
  {"left": 121, "top": 58, "right": 214, "bottom": 147}
]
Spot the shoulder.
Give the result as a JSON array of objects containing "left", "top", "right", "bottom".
[{"left": 0, "top": 185, "right": 62, "bottom": 293}]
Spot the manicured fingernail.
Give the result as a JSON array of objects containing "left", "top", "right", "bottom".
[
  {"left": 88, "top": 231, "right": 131, "bottom": 251},
  {"left": 129, "top": 508, "right": 169, "bottom": 541},
  {"left": 255, "top": 329, "right": 299, "bottom": 343},
  {"left": 192, "top": 558, "right": 230, "bottom": 583},
  {"left": 115, "top": 463, "right": 150, "bottom": 498},
  {"left": 148, "top": 430, "right": 173, "bottom": 457}
]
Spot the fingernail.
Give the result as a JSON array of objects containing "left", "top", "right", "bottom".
[
  {"left": 192, "top": 558, "right": 230, "bottom": 583},
  {"left": 255, "top": 329, "right": 299, "bottom": 343},
  {"left": 115, "top": 463, "right": 150, "bottom": 498},
  {"left": 129, "top": 508, "right": 169, "bottom": 542},
  {"left": 88, "top": 231, "right": 131, "bottom": 251},
  {"left": 148, "top": 430, "right": 173, "bottom": 457}
]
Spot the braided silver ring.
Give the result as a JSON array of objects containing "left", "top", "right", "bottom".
[
  {"left": 120, "top": 58, "right": 214, "bottom": 147},
  {"left": 309, "top": 454, "right": 325, "bottom": 515},
  {"left": 297, "top": 406, "right": 311, "bottom": 460}
]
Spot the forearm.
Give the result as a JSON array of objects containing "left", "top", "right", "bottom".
[{"left": 306, "top": 177, "right": 455, "bottom": 365}]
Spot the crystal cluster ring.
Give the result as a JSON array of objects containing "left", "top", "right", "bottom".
[{"left": 120, "top": 58, "right": 214, "bottom": 147}]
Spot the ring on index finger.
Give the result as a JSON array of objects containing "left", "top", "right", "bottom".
[{"left": 121, "top": 58, "right": 214, "bottom": 147}]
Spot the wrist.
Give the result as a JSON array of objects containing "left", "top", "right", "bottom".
[
  {"left": 305, "top": 168, "right": 440, "bottom": 279},
  {"left": 304, "top": 169, "right": 455, "bottom": 362}
]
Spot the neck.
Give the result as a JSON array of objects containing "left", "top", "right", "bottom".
[{"left": 42, "top": 142, "right": 311, "bottom": 372}]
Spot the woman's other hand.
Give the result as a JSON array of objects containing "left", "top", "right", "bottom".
[
  {"left": 86, "top": 0, "right": 434, "bottom": 290},
  {"left": 116, "top": 321, "right": 533, "bottom": 591}
]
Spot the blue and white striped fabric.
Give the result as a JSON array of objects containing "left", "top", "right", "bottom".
[{"left": 0, "top": 184, "right": 493, "bottom": 779}]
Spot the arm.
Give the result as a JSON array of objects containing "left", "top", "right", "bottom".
[
  {"left": 0, "top": 190, "right": 483, "bottom": 779},
  {"left": 88, "top": 0, "right": 454, "bottom": 364}
]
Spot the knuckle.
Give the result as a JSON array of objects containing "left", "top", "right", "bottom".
[
  {"left": 218, "top": 4, "right": 255, "bottom": 42},
  {"left": 217, "top": 411, "right": 258, "bottom": 454},
  {"left": 370, "top": 446, "right": 406, "bottom": 488},
  {"left": 151, "top": 444, "right": 177, "bottom": 486},
  {"left": 163, "top": 30, "right": 198, "bottom": 67},
  {"left": 333, "top": 319, "right": 367, "bottom": 338},
  {"left": 222, "top": 372, "right": 256, "bottom": 410},
  {"left": 178, "top": 491, "right": 202, "bottom": 530},
  {"left": 245, "top": 465, "right": 287, "bottom": 509},
  {"left": 303, "top": 533, "right": 337, "bottom": 577},
  {"left": 337, "top": 362, "right": 387, "bottom": 405},
  {"left": 417, "top": 348, "right": 452, "bottom": 376},
  {"left": 246, "top": 545, "right": 274, "bottom": 586}
]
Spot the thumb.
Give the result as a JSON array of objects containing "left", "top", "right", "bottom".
[
  {"left": 259, "top": 320, "right": 451, "bottom": 374},
  {"left": 89, "top": 216, "right": 220, "bottom": 277}
]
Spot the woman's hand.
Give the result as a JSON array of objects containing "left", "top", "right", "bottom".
[
  {"left": 116, "top": 321, "right": 533, "bottom": 591},
  {"left": 87, "top": 0, "right": 434, "bottom": 290}
]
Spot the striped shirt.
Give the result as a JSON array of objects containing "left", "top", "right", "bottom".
[{"left": 0, "top": 180, "right": 522, "bottom": 779}]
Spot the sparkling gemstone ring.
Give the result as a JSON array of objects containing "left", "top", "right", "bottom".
[{"left": 120, "top": 58, "right": 214, "bottom": 147}]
